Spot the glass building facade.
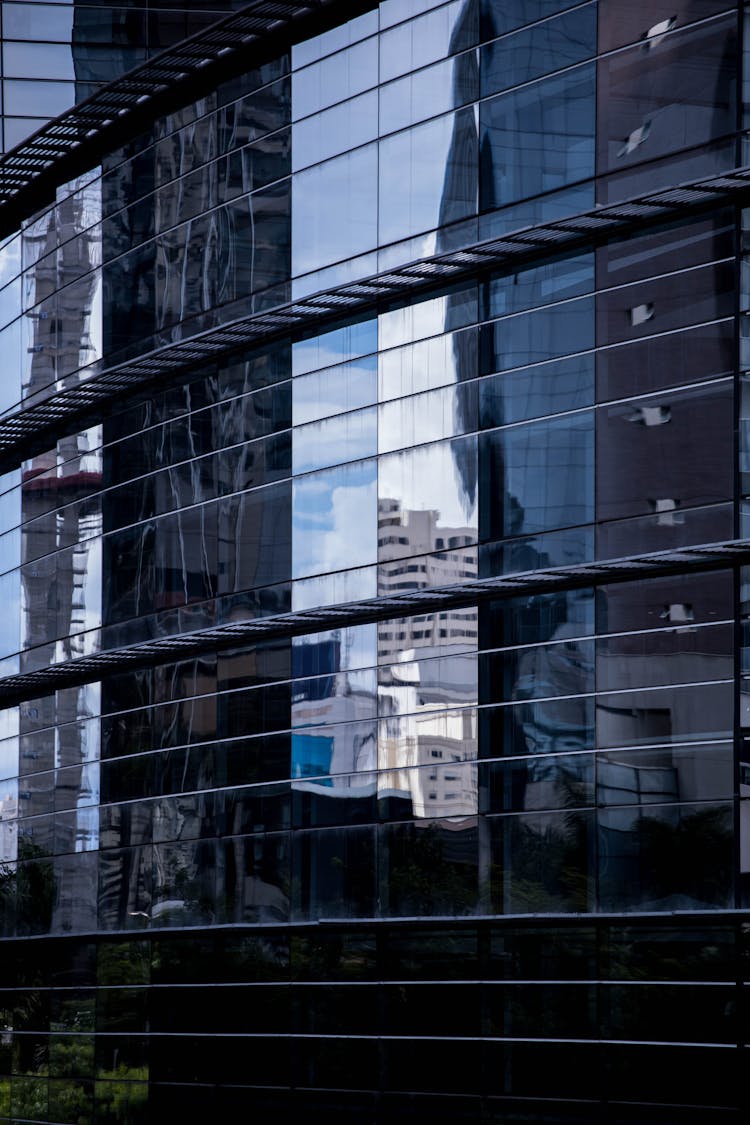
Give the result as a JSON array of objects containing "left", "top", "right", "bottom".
[{"left": 0, "top": 0, "right": 748, "bottom": 1120}]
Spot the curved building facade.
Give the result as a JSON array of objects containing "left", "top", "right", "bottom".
[{"left": 0, "top": 0, "right": 748, "bottom": 1121}]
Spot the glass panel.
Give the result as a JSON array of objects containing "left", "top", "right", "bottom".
[
  {"left": 293, "top": 407, "right": 377, "bottom": 474},
  {"left": 292, "top": 459, "right": 378, "bottom": 579},
  {"left": 596, "top": 381, "right": 734, "bottom": 522},
  {"left": 380, "top": 52, "right": 479, "bottom": 134},
  {"left": 379, "top": 327, "right": 478, "bottom": 403},
  {"left": 481, "top": 5, "right": 597, "bottom": 98},
  {"left": 598, "top": 801, "right": 733, "bottom": 910},
  {"left": 489, "top": 809, "right": 594, "bottom": 912},
  {"left": 479, "top": 412, "right": 594, "bottom": 539},
  {"left": 292, "top": 144, "right": 378, "bottom": 276},
  {"left": 292, "top": 90, "right": 378, "bottom": 171},
  {"left": 293, "top": 354, "right": 378, "bottom": 426},
  {"left": 597, "top": 15, "right": 737, "bottom": 174},
  {"left": 378, "top": 436, "right": 479, "bottom": 562},
  {"left": 480, "top": 0, "right": 583, "bottom": 39},
  {"left": 292, "top": 37, "right": 378, "bottom": 119},
  {"left": 378, "top": 383, "right": 478, "bottom": 454},
  {"left": 597, "top": 743, "right": 734, "bottom": 806},
  {"left": 379, "top": 108, "right": 478, "bottom": 245},
  {"left": 479, "top": 63, "right": 596, "bottom": 210},
  {"left": 380, "top": 0, "right": 479, "bottom": 83},
  {"left": 596, "top": 682, "right": 734, "bottom": 749},
  {"left": 480, "top": 354, "right": 594, "bottom": 428}
]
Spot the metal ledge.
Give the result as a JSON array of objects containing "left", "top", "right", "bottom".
[
  {"left": 0, "top": 536, "right": 747, "bottom": 707},
  {"left": 2, "top": 163, "right": 750, "bottom": 474},
  {"left": 0, "top": 0, "right": 376, "bottom": 234}
]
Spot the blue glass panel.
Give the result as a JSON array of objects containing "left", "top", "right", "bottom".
[{"left": 480, "top": 63, "right": 596, "bottom": 210}]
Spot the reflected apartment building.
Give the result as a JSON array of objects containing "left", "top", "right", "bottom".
[{"left": 0, "top": 0, "right": 749, "bottom": 1122}]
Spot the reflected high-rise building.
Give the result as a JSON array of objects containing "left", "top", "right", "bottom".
[{"left": 0, "top": 1, "right": 749, "bottom": 1121}]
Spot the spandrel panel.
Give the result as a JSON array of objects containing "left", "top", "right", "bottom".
[
  {"left": 292, "top": 406, "right": 377, "bottom": 475},
  {"left": 379, "top": 107, "right": 478, "bottom": 246},
  {"left": 479, "top": 412, "right": 594, "bottom": 540},
  {"left": 380, "top": 0, "right": 479, "bottom": 83},
  {"left": 380, "top": 52, "right": 478, "bottom": 135},
  {"left": 292, "top": 144, "right": 378, "bottom": 277},
  {"left": 597, "top": 743, "right": 734, "bottom": 807},
  {"left": 292, "top": 458, "right": 377, "bottom": 579},
  {"left": 378, "top": 326, "right": 478, "bottom": 402},
  {"left": 598, "top": 801, "right": 733, "bottom": 911},
  {"left": 479, "top": 63, "right": 596, "bottom": 211},
  {"left": 479, "top": 354, "right": 594, "bottom": 428},
  {"left": 596, "top": 681, "right": 734, "bottom": 749},
  {"left": 481, "top": 5, "right": 597, "bottom": 98},
  {"left": 595, "top": 381, "right": 734, "bottom": 522},
  {"left": 598, "top": 15, "right": 737, "bottom": 174}
]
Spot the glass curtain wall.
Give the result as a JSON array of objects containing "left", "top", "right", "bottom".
[{"left": 0, "top": 1, "right": 747, "bottom": 1122}]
